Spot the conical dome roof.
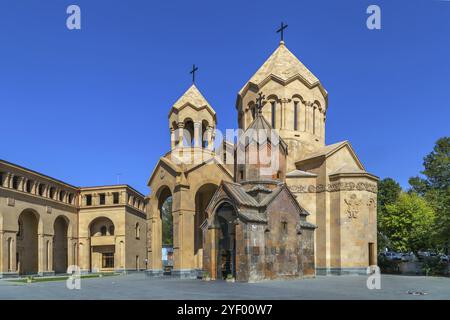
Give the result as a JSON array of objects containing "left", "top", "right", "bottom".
[
  {"left": 238, "top": 42, "right": 326, "bottom": 97},
  {"left": 169, "top": 84, "right": 216, "bottom": 119}
]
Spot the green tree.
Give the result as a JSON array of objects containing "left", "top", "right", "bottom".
[
  {"left": 378, "top": 178, "right": 402, "bottom": 208},
  {"left": 377, "top": 178, "right": 402, "bottom": 251},
  {"left": 409, "top": 137, "right": 450, "bottom": 252},
  {"left": 161, "top": 196, "right": 173, "bottom": 246},
  {"left": 379, "top": 192, "right": 435, "bottom": 254}
]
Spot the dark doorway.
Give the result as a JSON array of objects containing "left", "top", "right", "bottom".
[
  {"left": 53, "top": 216, "right": 68, "bottom": 273},
  {"left": 216, "top": 203, "right": 237, "bottom": 280}
]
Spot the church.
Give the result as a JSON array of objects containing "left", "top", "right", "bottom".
[
  {"left": 0, "top": 32, "right": 378, "bottom": 281},
  {"left": 146, "top": 37, "right": 378, "bottom": 280}
]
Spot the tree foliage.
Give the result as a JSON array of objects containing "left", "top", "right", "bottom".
[
  {"left": 377, "top": 178, "right": 402, "bottom": 251},
  {"left": 161, "top": 196, "right": 173, "bottom": 246},
  {"left": 379, "top": 192, "right": 435, "bottom": 253},
  {"left": 409, "top": 137, "right": 450, "bottom": 250}
]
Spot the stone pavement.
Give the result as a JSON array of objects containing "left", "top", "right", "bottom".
[{"left": 0, "top": 273, "right": 449, "bottom": 300}]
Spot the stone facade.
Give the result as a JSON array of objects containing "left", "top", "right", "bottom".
[
  {"left": 147, "top": 40, "right": 378, "bottom": 279},
  {"left": 0, "top": 160, "right": 147, "bottom": 277},
  {"left": 0, "top": 38, "right": 377, "bottom": 280}
]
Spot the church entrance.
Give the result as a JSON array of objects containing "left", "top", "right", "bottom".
[{"left": 216, "top": 202, "right": 237, "bottom": 280}]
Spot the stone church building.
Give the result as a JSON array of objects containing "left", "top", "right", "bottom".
[
  {"left": 146, "top": 40, "right": 378, "bottom": 280},
  {"left": 0, "top": 38, "right": 378, "bottom": 281}
]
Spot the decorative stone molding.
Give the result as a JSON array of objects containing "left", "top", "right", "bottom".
[
  {"left": 367, "top": 198, "right": 377, "bottom": 209},
  {"left": 344, "top": 194, "right": 361, "bottom": 219},
  {"left": 288, "top": 181, "right": 377, "bottom": 194},
  {"left": 159, "top": 169, "right": 166, "bottom": 180},
  {"left": 46, "top": 206, "right": 52, "bottom": 214},
  {"left": 7, "top": 197, "right": 15, "bottom": 207}
]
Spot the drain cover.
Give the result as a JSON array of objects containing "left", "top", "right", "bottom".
[{"left": 406, "top": 290, "right": 428, "bottom": 295}]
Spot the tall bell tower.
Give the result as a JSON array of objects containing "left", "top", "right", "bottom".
[{"left": 236, "top": 40, "right": 328, "bottom": 172}]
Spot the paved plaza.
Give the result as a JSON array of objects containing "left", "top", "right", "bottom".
[{"left": 0, "top": 273, "right": 449, "bottom": 300}]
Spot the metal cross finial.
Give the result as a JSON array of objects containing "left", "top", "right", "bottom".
[
  {"left": 190, "top": 64, "right": 198, "bottom": 83},
  {"left": 276, "top": 22, "right": 288, "bottom": 42},
  {"left": 256, "top": 92, "right": 265, "bottom": 115}
]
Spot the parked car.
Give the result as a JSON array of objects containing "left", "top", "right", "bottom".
[
  {"left": 380, "top": 251, "right": 402, "bottom": 261},
  {"left": 401, "top": 252, "right": 416, "bottom": 262},
  {"left": 417, "top": 250, "right": 431, "bottom": 260},
  {"left": 439, "top": 254, "right": 449, "bottom": 263}
]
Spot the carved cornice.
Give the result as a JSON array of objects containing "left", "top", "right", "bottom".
[{"left": 288, "top": 181, "right": 378, "bottom": 194}]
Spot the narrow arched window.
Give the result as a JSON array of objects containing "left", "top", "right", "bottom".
[
  {"left": 38, "top": 184, "right": 45, "bottom": 196},
  {"left": 26, "top": 180, "right": 33, "bottom": 193},
  {"left": 135, "top": 223, "right": 140, "bottom": 239},
  {"left": 294, "top": 101, "right": 298, "bottom": 131},
  {"left": 49, "top": 187, "right": 56, "bottom": 199},
  {"left": 12, "top": 176, "right": 19, "bottom": 189},
  {"left": 271, "top": 101, "right": 276, "bottom": 128}
]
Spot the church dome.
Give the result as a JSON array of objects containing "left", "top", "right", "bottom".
[
  {"left": 168, "top": 84, "right": 217, "bottom": 150},
  {"left": 237, "top": 41, "right": 327, "bottom": 99},
  {"left": 236, "top": 41, "right": 329, "bottom": 173}
]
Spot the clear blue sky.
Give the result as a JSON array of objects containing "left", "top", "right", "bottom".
[{"left": 1, "top": 0, "right": 449, "bottom": 194}]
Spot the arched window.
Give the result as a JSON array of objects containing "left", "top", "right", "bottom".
[
  {"left": 271, "top": 101, "right": 276, "bottom": 128},
  {"left": 26, "top": 180, "right": 33, "bottom": 193},
  {"left": 38, "top": 184, "right": 45, "bottom": 196},
  {"left": 135, "top": 223, "right": 140, "bottom": 239},
  {"left": 59, "top": 191, "right": 65, "bottom": 202},
  {"left": 68, "top": 193, "right": 74, "bottom": 204},
  {"left": 294, "top": 101, "right": 299, "bottom": 131},
  {"left": 12, "top": 176, "right": 19, "bottom": 189},
  {"left": 100, "top": 226, "right": 107, "bottom": 236},
  {"left": 49, "top": 187, "right": 56, "bottom": 199}
]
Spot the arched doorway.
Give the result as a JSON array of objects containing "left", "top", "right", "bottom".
[
  {"left": 53, "top": 216, "right": 69, "bottom": 274},
  {"left": 215, "top": 202, "right": 237, "bottom": 280},
  {"left": 89, "top": 217, "right": 115, "bottom": 272},
  {"left": 16, "top": 210, "right": 39, "bottom": 275},
  {"left": 194, "top": 183, "right": 218, "bottom": 269},
  {"left": 158, "top": 187, "right": 173, "bottom": 274}
]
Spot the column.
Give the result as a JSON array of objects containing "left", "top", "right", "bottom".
[
  {"left": 6, "top": 173, "right": 13, "bottom": 188},
  {"left": 147, "top": 201, "right": 163, "bottom": 274},
  {"left": 177, "top": 122, "right": 185, "bottom": 147},
  {"left": 306, "top": 101, "right": 313, "bottom": 134},
  {"left": 79, "top": 238, "right": 90, "bottom": 273},
  {"left": 170, "top": 128, "right": 176, "bottom": 150},
  {"left": 322, "top": 114, "right": 326, "bottom": 138},
  {"left": 171, "top": 185, "right": 196, "bottom": 278},
  {"left": 206, "top": 126, "right": 214, "bottom": 150},
  {"left": 193, "top": 121, "right": 201, "bottom": 148},
  {"left": 21, "top": 178, "right": 28, "bottom": 192},
  {"left": 38, "top": 234, "right": 54, "bottom": 275},
  {"left": 119, "top": 190, "right": 126, "bottom": 204},
  {"left": 281, "top": 98, "right": 290, "bottom": 129}
]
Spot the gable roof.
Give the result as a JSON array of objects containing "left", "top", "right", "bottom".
[
  {"left": 147, "top": 156, "right": 181, "bottom": 186},
  {"left": 286, "top": 169, "right": 317, "bottom": 178},
  {"left": 296, "top": 140, "right": 365, "bottom": 170},
  {"left": 238, "top": 42, "right": 327, "bottom": 99}
]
